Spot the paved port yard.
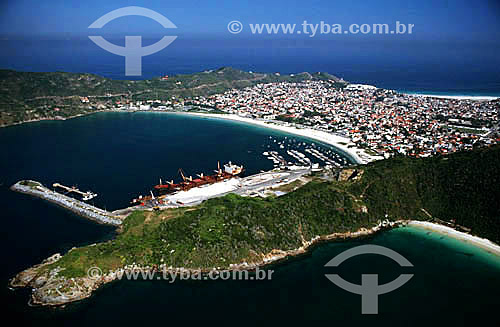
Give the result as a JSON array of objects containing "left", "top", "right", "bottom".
[
  {"left": 11, "top": 168, "right": 314, "bottom": 224},
  {"left": 155, "top": 167, "right": 312, "bottom": 208},
  {"left": 11, "top": 181, "right": 122, "bottom": 226}
]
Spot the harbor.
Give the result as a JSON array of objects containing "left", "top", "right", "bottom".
[
  {"left": 10, "top": 161, "right": 315, "bottom": 224},
  {"left": 4, "top": 109, "right": 500, "bottom": 320},
  {"left": 6, "top": 116, "right": 359, "bottom": 227},
  {"left": 130, "top": 162, "right": 314, "bottom": 209}
]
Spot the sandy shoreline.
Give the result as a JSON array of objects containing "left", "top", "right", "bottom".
[
  {"left": 2, "top": 110, "right": 382, "bottom": 164},
  {"left": 404, "top": 93, "right": 499, "bottom": 101},
  {"left": 171, "top": 112, "right": 383, "bottom": 164},
  {"left": 408, "top": 221, "right": 500, "bottom": 257}
]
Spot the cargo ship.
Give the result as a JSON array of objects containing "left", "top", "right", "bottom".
[{"left": 131, "top": 161, "right": 243, "bottom": 205}]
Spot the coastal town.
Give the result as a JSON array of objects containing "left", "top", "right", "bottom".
[
  {"left": 187, "top": 80, "right": 500, "bottom": 158},
  {"left": 7, "top": 75, "right": 500, "bottom": 308},
  {"left": 4, "top": 67, "right": 499, "bottom": 162},
  {"left": 3, "top": 0, "right": 500, "bottom": 320}
]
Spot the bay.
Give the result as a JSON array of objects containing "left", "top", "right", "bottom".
[{"left": 1, "top": 112, "right": 499, "bottom": 326}]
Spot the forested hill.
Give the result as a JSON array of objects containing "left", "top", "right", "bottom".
[
  {"left": 47, "top": 145, "right": 500, "bottom": 278},
  {"left": 9, "top": 144, "right": 500, "bottom": 307},
  {"left": 0, "top": 67, "right": 346, "bottom": 126},
  {"left": 347, "top": 144, "right": 500, "bottom": 242}
]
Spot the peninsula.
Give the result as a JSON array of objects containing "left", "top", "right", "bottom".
[{"left": 10, "top": 144, "right": 500, "bottom": 306}]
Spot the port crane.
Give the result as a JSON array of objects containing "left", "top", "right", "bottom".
[{"left": 134, "top": 161, "right": 244, "bottom": 204}]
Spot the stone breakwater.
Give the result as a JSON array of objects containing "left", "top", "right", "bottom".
[{"left": 11, "top": 180, "right": 122, "bottom": 226}]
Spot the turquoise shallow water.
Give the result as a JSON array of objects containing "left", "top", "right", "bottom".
[
  {"left": 405, "top": 226, "right": 500, "bottom": 268},
  {"left": 1, "top": 112, "right": 499, "bottom": 326}
]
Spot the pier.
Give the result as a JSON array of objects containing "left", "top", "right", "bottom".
[
  {"left": 11, "top": 180, "right": 121, "bottom": 226},
  {"left": 52, "top": 183, "right": 97, "bottom": 200}
]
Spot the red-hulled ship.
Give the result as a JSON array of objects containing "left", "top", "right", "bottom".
[{"left": 131, "top": 161, "right": 244, "bottom": 205}]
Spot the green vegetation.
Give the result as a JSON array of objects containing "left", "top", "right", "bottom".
[
  {"left": 47, "top": 145, "right": 500, "bottom": 278},
  {"left": 49, "top": 180, "right": 371, "bottom": 278},
  {"left": 185, "top": 107, "right": 226, "bottom": 114},
  {"left": 0, "top": 67, "right": 347, "bottom": 126},
  {"left": 444, "top": 125, "right": 486, "bottom": 135},
  {"left": 363, "top": 149, "right": 379, "bottom": 156},
  {"left": 272, "top": 179, "right": 308, "bottom": 193},
  {"left": 19, "top": 180, "right": 40, "bottom": 188},
  {"left": 346, "top": 145, "right": 500, "bottom": 242}
]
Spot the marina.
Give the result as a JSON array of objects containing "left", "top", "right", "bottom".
[{"left": 261, "top": 135, "right": 348, "bottom": 169}]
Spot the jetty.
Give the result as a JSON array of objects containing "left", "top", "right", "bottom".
[
  {"left": 52, "top": 183, "right": 97, "bottom": 201},
  {"left": 11, "top": 180, "right": 122, "bottom": 226}
]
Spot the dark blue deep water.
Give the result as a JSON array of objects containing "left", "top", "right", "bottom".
[
  {"left": 1, "top": 113, "right": 499, "bottom": 326},
  {"left": 1, "top": 38, "right": 500, "bottom": 96}
]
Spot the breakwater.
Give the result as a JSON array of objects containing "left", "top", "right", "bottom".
[{"left": 11, "top": 180, "right": 122, "bottom": 226}]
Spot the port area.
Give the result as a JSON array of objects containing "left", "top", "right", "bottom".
[
  {"left": 11, "top": 180, "right": 122, "bottom": 226},
  {"left": 134, "top": 167, "right": 314, "bottom": 210},
  {"left": 11, "top": 167, "right": 315, "bottom": 222}
]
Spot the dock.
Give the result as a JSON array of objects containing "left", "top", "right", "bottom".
[
  {"left": 11, "top": 180, "right": 122, "bottom": 226},
  {"left": 52, "top": 183, "right": 97, "bottom": 201},
  {"left": 135, "top": 167, "right": 312, "bottom": 209}
]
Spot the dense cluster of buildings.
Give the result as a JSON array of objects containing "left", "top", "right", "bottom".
[{"left": 191, "top": 81, "right": 500, "bottom": 157}]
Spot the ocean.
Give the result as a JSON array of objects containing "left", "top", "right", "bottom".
[
  {"left": 1, "top": 38, "right": 500, "bottom": 96},
  {"left": 1, "top": 113, "right": 499, "bottom": 325}
]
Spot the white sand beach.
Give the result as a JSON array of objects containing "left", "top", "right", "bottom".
[
  {"left": 408, "top": 221, "right": 500, "bottom": 256},
  {"left": 179, "top": 112, "right": 383, "bottom": 164},
  {"left": 404, "top": 93, "right": 499, "bottom": 101}
]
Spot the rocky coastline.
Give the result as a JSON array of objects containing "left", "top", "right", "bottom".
[{"left": 9, "top": 220, "right": 401, "bottom": 307}]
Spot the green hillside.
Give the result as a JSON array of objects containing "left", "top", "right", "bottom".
[
  {"left": 348, "top": 144, "right": 500, "bottom": 242},
  {"left": 0, "top": 67, "right": 347, "bottom": 126},
  {"left": 46, "top": 145, "right": 500, "bottom": 278}
]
